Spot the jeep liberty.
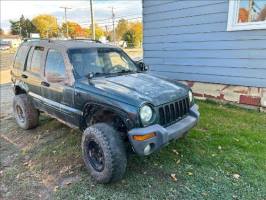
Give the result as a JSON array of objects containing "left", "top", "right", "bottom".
[{"left": 11, "top": 40, "right": 199, "bottom": 183}]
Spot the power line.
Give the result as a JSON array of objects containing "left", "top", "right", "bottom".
[{"left": 79, "top": 16, "right": 142, "bottom": 27}]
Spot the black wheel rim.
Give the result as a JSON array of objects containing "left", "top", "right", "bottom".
[
  {"left": 16, "top": 105, "right": 25, "bottom": 123},
  {"left": 87, "top": 140, "right": 105, "bottom": 172}
]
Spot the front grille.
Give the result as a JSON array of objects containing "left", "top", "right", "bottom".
[{"left": 158, "top": 97, "right": 190, "bottom": 127}]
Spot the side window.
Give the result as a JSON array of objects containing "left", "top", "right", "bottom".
[
  {"left": 45, "top": 49, "right": 65, "bottom": 83},
  {"left": 109, "top": 52, "right": 129, "bottom": 69},
  {"left": 28, "top": 46, "right": 44, "bottom": 74},
  {"left": 14, "top": 45, "right": 29, "bottom": 69}
]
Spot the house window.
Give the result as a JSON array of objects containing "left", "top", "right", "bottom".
[{"left": 227, "top": 0, "right": 266, "bottom": 31}]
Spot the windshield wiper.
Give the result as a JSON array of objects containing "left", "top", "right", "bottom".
[
  {"left": 116, "top": 69, "right": 135, "bottom": 74},
  {"left": 86, "top": 72, "right": 108, "bottom": 79}
]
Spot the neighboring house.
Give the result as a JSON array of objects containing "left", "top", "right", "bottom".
[
  {"left": 143, "top": 0, "right": 266, "bottom": 110},
  {"left": 0, "top": 35, "right": 22, "bottom": 48}
]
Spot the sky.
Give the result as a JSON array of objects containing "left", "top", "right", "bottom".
[{"left": 0, "top": 0, "right": 142, "bottom": 32}]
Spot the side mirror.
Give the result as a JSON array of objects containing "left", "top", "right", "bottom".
[{"left": 138, "top": 61, "right": 149, "bottom": 71}]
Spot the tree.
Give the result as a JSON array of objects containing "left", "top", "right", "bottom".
[
  {"left": 84, "top": 25, "right": 105, "bottom": 40},
  {"left": 123, "top": 30, "right": 135, "bottom": 48},
  {"left": 95, "top": 25, "right": 105, "bottom": 40},
  {"left": 122, "top": 21, "right": 143, "bottom": 48},
  {"left": 130, "top": 21, "right": 143, "bottom": 47},
  {"left": 32, "top": 15, "right": 58, "bottom": 38},
  {"left": 9, "top": 15, "right": 37, "bottom": 38},
  {"left": 115, "top": 19, "right": 128, "bottom": 41},
  {"left": 0, "top": 28, "right": 3, "bottom": 35},
  {"left": 62, "top": 21, "right": 84, "bottom": 38},
  {"left": 9, "top": 20, "right": 20, "bottom": 35}
]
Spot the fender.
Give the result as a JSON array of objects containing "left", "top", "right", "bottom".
[
  {"left": 14, "top": 79, "right": 29, "bottom": 94},
  {"left": 81, "top": 101, "right": 139, "bottom": 131}
]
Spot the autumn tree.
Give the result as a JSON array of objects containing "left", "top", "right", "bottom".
[
  {"left": 115, "top": 19, "right": 128, "bottom": 41},
  {"left": 95, "top": 25, "right": 105, "bottom": 40},
  {"left": 62, "top": 21, "right": 85, "bottom": 38},
  {"left": 32, "top": 15, "right": 58, "bottom": 38},
  {"left": 84, "top": 25, "right": 105, "bottom": 40}
]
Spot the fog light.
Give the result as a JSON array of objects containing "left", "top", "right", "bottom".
[{"left": 143, "top": 144, "right": 151, "bottom": 155}]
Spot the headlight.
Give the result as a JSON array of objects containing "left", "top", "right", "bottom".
[
  {"left": 188, "top": 90, "right": 193, "bottom": 104},
  {"left": 140, "top": 105, "right": 153, "bottom": 125}
]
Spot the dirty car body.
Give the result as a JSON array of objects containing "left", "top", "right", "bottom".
[{"left": 11, "top": 40, "right": 199, "bottom": 157}]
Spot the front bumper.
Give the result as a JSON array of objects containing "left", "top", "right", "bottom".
[{"left": 128, "top": 104, "right": 200, "bottom": 156}]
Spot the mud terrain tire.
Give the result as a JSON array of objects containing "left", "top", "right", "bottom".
[
  {"left": 13, "top": 94, "right": 39, "bottom": 129},
  {"left": 82, "top": 123, "right": 127, "bottom": 183}
]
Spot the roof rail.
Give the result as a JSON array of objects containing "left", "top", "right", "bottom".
[
  {"left": 23, "top": 38, "right": 54, "bottom": 43},
  {"left": 72, "top": 38, "right": 102, "bottom": 43}
]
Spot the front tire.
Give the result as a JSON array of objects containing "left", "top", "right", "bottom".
[
  {"left": 13, "top": 94, "right": 39, "bottom": 130},
  {"left": 82, "top": 123, "right": 127, "bottom": 183}
]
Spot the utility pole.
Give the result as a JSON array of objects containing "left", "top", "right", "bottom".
[
  {"left": 111, "top": 7, "right": 116, "bottom": 44},
  {"left": 90, "top": 0, "right": 95, "bottom": 40},
  {"left": 60, "top": 6, "right": 72, "bottom": 38}
]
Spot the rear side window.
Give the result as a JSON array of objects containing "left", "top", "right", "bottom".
[
  {"left": 28, "top": 46, "right": 44, "bottom": 74},
  {"left": 45, "top": 49, "right": 65, "bottom": 83},
  {"left": 14, "top": 45, "right": 29, "bottom": 69}
]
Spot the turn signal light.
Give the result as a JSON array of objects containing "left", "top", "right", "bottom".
[{"left": 133, "top": 133, "right": 156, "bottom": 141}]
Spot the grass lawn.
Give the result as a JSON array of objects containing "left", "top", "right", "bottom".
[{"left": 1, "top": 101, "right": 266, "bottom": 199}]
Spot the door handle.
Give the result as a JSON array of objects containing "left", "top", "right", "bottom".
[
  {"left": 21, "top": 74, "right": 28, "bottom": 79},
  {"left": 41, "top": 81, "right": 50, "bottom": 87}
]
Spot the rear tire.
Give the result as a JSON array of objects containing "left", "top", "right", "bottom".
[
  {"left": 13, "top": 94, "right": 39, "bottom": 130},
  {"left": 82, "top": 123, "right": 127, "bottom": 183}
]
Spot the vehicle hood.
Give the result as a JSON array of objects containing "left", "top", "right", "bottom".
[{"left": 78, "top": 73, "right": 188, "bottom": 106}]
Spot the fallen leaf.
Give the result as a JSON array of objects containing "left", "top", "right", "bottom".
[
  {"left": 170, "top": 174, "right": 177, "bottom": 182},
  {"left": 218, "top": 145, "right": 222, "bottom": 150},
  {"left": 187, "top": 172, "right": 193, "bottom": 176},
  {"left": 233, "top": 138, "right": 239, "bottom": 142},
  {"left": 233, "top": 174, "right": 240, "bottom": 180},
  {"left": 172, "top": 149, "right": 179, "bottom": 155},
  {"left": 66, "top": 181, "right": 72, "bottom": 185},
  {"left": 202, "top": 192, "right": 208, "bottom": 196},
  {"left": 53, "top": 186, "right": 59, "bottom": 192},
  {"left": 176, "top": 160, "right": 180, "bottom": 165}
]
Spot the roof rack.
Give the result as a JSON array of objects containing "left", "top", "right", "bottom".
[
  {"left": 23, "top": 38, "right": 54, "bottom": 43},
  {"left": 72, "top": 38, "right": 102, "bottom": 43}
]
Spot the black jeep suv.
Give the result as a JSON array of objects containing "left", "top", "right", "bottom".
[{"left": 11, "top": 40, "right": 199, "bottom": 183}]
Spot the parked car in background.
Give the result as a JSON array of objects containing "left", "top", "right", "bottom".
[{"left": 0, "top": 40, "right": 11, "bottom": 50}]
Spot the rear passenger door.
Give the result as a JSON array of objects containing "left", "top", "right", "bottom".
[{"left": 23, "top": 46, "right": 45, "bottom": 105}]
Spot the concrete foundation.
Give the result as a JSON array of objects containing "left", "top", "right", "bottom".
[{"left": 180, "top": 81, "right": 266, "bottom": 110}]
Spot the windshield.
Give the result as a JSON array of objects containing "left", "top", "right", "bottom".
[{"left": 68, "top": 48, "right": 137, "bottom": 78}]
